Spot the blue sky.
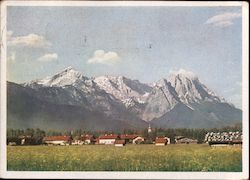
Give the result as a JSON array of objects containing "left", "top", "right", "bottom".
[{"left": 7, "top": 6, "right": 242, "bottom": 108}]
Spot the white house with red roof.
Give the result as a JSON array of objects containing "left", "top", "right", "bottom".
[
  {"left": 155, "top": 137, "right": 168, "bottom": 146},
  {"left": 120, "top": 134, "right": 145, "bottom": 144},
  {"left": 114, "top": 139, "right": 126, "bottom": 147},
  {"left": 98, "top": 134, "right": 118, "bottom": 145},
  {"left": 132, "top": 136, "right": 145, "bottom": 144},
  {"left": 81, "top": 134, "right": 96, "bottom": 144},
  {"left": 120, "top": 134, "right": 137, "bottom": 143},
  {"left": 43, "top": 135, "right": 72, "bottom": 145}
]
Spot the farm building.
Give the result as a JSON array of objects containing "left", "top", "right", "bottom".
[
  {"left": 95, "top": 138, "right": 100, "bottom": 145},
  {"left": 7, "top": 137, "right": 21, "bottom": 146},
  {"left": 71, "top": 140, "right": 84, "bottom": 145},
  {"left": 232, "top": 139, "right": 242, "bottom": 145},
  {"left": 98, "top": 134, "right": 119, "bottom": 145},
  {"left": 120, "top": 134, "right": 145, "bottom": 144},
  {"left": 164, "top": 137, "right": 171, "bottom": 144},
  {"left": 114, "top": 139, "right": 126, "bottom": 147},
  {"left": 43, "top": 135, "right": 72, "bottom": 145},
  {"left": 155, "top": 137, "right": 168, "bottom": 146},
  {"left": 204, "top": 131, "right": 242, "bottom": 147},
  {"left": 19, "top": 135, "right": 31, "bottom": 145},
  {"left": 82, "top": 134, "right": 96, "bottom": 144},
  {"left": 209, "top": 141, "right": 232, "bottom": 147},
  {"left": 175, "top": 136, "right": 198, "bottom": 144},
  {"left": 132, "top": 136, "right": 145, "bottom": 144},
  {"left": 120, "top": 134, "right": 138, "bottom": 143}
]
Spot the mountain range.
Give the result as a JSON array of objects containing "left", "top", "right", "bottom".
[{"left": 7, "top": 67, "right": 242, "bottom": 131}]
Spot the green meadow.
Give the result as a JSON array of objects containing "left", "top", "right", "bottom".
[{"left": 7, "top": 144, "right": 242, "bottom": 171}]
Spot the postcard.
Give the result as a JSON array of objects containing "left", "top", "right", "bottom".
[{"left": 0, "top": 1, "right": 249, "bottom": 179}]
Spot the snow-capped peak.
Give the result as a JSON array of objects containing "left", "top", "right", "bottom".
[
  {"left": 26, "top": 66, "right": 87, "bottom": 87},
  {"left": 169, "top": 69, "right": 198, "bottom": 80},
  {"left": 94, "top": 75, "right": 152, "bottom": 106},
  {"left": 62, "top": 66, "right": 73, "bottom": 71},
  {"left": 167, "top": 69, "right": 223, "bottom": 104}
]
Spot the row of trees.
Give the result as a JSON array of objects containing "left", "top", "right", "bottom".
[
  {"left": 7, "top": 128, "right": 46, "bottom": 138},
  {"left": 7, "top": 124, "right": 242, "bottom": 144}
]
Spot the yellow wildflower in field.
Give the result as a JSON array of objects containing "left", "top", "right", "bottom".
[{"left": 7, "top": 144, "right": 242, "bottom": 171}]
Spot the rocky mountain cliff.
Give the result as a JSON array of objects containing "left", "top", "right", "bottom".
[{"left": 7, "top": 67, "right": 242, "bottom": 130}]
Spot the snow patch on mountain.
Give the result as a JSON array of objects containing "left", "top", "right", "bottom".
[
  {"left": 94, "top": 75, "right": 152, "bottom": 106},
  {"left": 169, "top": 69, "right": 198, "bottom": 80},
  {"left": 167, "top": 70, "right": 225, "bottom": 104},
  {"left": 24, "top": 66, "right": 87, "bottom": 87},
  {"left": 19, "top": 66, "right": 240, "bottom": 127}
]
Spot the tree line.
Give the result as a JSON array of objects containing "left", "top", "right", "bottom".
[{"left": 7, "top": 123, "right": 242, "bottom": 144}]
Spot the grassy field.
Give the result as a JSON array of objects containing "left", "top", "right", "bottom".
[{"left": 7, "top": 144, "right": 242, "bottom": 171}]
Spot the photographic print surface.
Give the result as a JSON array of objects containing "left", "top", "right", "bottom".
[{"left": 1, "top": 1, "right": 249, "bottom": 179}]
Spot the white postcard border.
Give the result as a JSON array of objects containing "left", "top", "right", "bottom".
[{"left": 0, "top": 1, "right": 249, "bottom": 179}]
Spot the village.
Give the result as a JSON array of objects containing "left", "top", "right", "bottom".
[{"left": 7, "top": 125, "right": 242, "bottom": 147}]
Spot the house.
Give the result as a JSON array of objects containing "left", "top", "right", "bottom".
[
  {"left": 114, "top": 139, "right": 126, "bottom": 147},
  {"left": 98, "top": 134, "right": 119, "bottom": 145},
  {"left": 95, "top": 138, "right": 100, "bottom": 145},
  {"left": 71, "top": 139, "right": 84, "bottom": 145},
  {"left": 120, "top": 134, "right": 138, "bottom": 143},
  {"left": 155, "top": 137, "right": 168, "bottom": 146},
  {"left": 7, "top": 137, "right": 21, "bottom": 146},
  {"left": 71, "top": 136, "right": 84, "bottom": 145},
  {"left": 204, "top": 131, "right": 242, "bottom": 147},
  {"left": 232, "top": 140, "right": 242, "bottom": 147},
  {"left": 8, "top": 142, "right": 17, "bottom": 146},
  {"left": 120, "top": 134, "right": 145, "bottom": 144},
  {"left": 209, "top": 139, "right": 242, "bottom": 147},
  {"left": 163, "top": 137, "right": 171, "bottom": 144},
  {"left": 82, "top": 134, "right": 96, "bottom": 144},
  {"left": 175, "top": 136, "right": 198, "bottom": 144},
  {"left": 209, "top": 141, "right": 231, "bottom": 147},
  {"left": 18, "top": 135, "right": 42, "bottom": 145},
  {"left": 132, "top": 136, "right": 145, "bottom": 144},
  {"left": 43, "top": 135, "right": 72, "bottom": 145}
]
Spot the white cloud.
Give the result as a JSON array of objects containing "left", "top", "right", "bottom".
[
  {"left": 169, "top": 68, "right": 198, "bottom": 79},
  {"left": 37, "top": 53, "right": 58, "bottom": 62},
  {"left": 7, "top": 31, "right": 51, "bottom": 48},
  {"left": 87, "top": 50, "right": 121, "bottom": 65},
  {"left": 205, "top": 12, "right": 241, "bottom": 27}
]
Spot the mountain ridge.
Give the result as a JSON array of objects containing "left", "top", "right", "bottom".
[{"left": 7, "top": 67, "right": 242, "bottom": 130}]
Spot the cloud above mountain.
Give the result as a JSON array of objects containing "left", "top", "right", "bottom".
[
  {"left": 37, "top": 53, "right": 58, "bottom": 62},
  {"left": 169, "top": 69, "right": 198, "bottom": 80},
  {"left": 205, "top": 12, "right": 241, "bottom": 27},
  {"left": 7, "top": 31, "right": 51, "bottom": 48},
  {"left": 87, "top": 50, "right": 121, "bottom": 65}
]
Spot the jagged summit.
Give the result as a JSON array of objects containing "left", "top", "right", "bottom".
[
  {"left": 25, "top": 66, "right": 87, "bottom": 87},
  {"left": 167, "top": 69, "right": 224, "bottom": 104},
  {"left": 169, "top": 69, "right": 198, "bottom": 80},
  {"left": 94, "top": 75, "right": 152, "bottom": 105},
  {"left": 61, "top": 66, "right": 74, "bottom": 71},
  {"left": 10, "top": 67, "right": 241, "bottom": 130}
]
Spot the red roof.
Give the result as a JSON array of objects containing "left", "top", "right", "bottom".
[
  {"left": 82, "top": 134, "right": 94, "bottom": 140},
  {"left": 115, "top": 140, "right": 126, "bottom": 144},
  {"left": 120, "top": 134, "right": 138, "bottom": 140},
  {"left": 99, "top": 134, "right": 118, "bottom": 139},
  {"left": 155, "top": 137, "right": 167, "bottom": 144},
  {"left": 43, "top": 136, "right": 72, "bottom": 141}
]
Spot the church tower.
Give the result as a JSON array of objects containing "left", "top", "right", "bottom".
[{"left": 148, "top": 123, "right": 152, "bottom": 133}]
